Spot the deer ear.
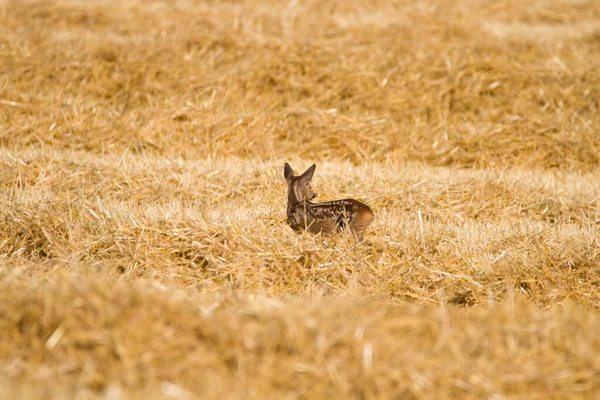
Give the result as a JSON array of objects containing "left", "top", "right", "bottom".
[
  {"left": 284, "top": 163, "right": 294, "bottom": 182},
  {"left": 299, "top": 164, "right": 316, "bottom": 183}
]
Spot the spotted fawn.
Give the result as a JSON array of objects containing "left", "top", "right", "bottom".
[{"left": 284, "top": 163, "right": 374, "bottom": 242}]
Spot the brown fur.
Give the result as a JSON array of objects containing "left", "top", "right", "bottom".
[{"left": 284, "top": 163, "right": 374, "bottom": 242}]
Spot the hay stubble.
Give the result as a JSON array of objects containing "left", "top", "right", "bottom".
[{"left": 1, "top": 0, "right": 600, "bottom": 398}]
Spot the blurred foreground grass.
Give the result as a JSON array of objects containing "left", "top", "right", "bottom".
[{"left": 1, "top": 0, "right": 600, "bottom": 397}]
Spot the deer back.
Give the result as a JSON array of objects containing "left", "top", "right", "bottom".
[{"left": 287, "top": 198, "right": 372, "bottom": 234}]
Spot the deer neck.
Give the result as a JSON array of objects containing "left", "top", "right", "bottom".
[{"left": 287, "top": 186, "right": 304, "bottom": 215}]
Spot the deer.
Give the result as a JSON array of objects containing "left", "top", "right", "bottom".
[{"left": 284, "top": 163, "right": 374, "bottom": 242}]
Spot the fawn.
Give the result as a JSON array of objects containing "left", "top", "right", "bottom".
[{"left": 284, "top": 163, "right": 374, "bottom": 242}]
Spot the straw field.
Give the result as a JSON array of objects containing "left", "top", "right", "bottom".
[{"left": 1, "top": 0, "right": 600, "bottom": 398}]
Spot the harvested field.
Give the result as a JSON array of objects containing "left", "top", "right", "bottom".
[{"left": 1, "top": 0, "right": 600, "bottom": 398}]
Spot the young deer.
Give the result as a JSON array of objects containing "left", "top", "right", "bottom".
[{"left": 284, "top": 163, "right": 374, "bottom": 242}]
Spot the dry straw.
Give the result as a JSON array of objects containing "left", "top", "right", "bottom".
[{"left": 1, "top": 0, "right": 600, "bottom": 398}]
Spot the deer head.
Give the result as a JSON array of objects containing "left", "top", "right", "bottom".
[{"left": 284, "top": 163, "right": 316, "bottom": 209}]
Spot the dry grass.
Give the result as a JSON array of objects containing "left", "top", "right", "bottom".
[
  {"left": 1, "top": 0, "right": 600, "bottom": 398},
  {"left": 2, "top": 271, "right": 600, "bottom": 399}
]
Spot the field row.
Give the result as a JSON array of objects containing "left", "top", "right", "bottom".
[
  {"left": 1, "top": 149, "right": 599, "bottom": 307},
  {"left": 2, "top": 0, "right": 600, "bottom": 169},
  {"left": 1, "top": 271, "right": 599, "bottom": 399}
]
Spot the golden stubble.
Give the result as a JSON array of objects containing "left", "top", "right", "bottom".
[{"left": 1, "top": 0, "right": 600, "bottom": 397}]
